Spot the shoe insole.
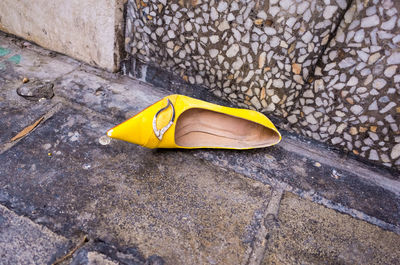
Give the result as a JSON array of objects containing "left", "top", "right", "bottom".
[{"left": 175, "top": 108, "right": 280, "bottom": 148}]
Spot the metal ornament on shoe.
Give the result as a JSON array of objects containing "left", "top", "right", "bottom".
[{"left": 152, "top": 98, "right": 175, "bottom": 140}]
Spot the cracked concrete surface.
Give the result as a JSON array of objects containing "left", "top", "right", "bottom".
[
  {"left": 243, "top": 189, "right": 283, "bottom": 265},
  {"left": 1, "top": 32, "right": 400, "bottom": 264},
  {"left": 263, "top": 193, "right": 400, "bottom": 264}
]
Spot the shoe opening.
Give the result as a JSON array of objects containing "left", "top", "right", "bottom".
[{"left": 175, "top": 108, "right": 280, "bottom": 148}]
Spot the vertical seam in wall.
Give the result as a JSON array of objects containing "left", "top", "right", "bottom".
[
  {"left": 310, "top": 0, "right": 354, "bottom": 80},
  {"left": 114, "top": 0, "right": 128, "bottom": 72},
  {"left": 287, "top": 0, "right": 354, "bottom": 112}
]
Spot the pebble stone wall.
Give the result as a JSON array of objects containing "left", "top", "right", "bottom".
[
  {"left": 307, "top": 0, "right": 400, "bottom": 168},
  {"left": 124, "top": 0, "right": 400, "bottom": 170}
]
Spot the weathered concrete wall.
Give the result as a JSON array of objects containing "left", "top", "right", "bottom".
[
  {"left": 0, "top": 0, "right": 126, "bottom": 72},
  {"left": 123, "top": 0, "right": 400, "bottom": 170}
]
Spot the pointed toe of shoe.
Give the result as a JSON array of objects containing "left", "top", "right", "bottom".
[
  {"left": 106, "top": 116, "right": 147, "bottom": 146},
  {"left": 106, "top": 95, "right": 179, "bottom": 148}
]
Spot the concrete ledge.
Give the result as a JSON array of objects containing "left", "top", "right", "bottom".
[{"left": 0, "top": 0, "right": 126, "bottom": 72}]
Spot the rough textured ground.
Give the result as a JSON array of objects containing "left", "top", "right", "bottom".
[
  {"left": 263, "top": 193, "right": 400, "bottom": 265},
  {"left": 0, "top": 204, "right": 70, "bottom": 264},
  {"left": 1, "top": 32, "right": 400, "bottom": 264}
]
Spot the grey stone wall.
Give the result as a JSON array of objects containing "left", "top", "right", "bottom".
[{"left": 124, "top": 0, "right": 400, "bottom": 170}]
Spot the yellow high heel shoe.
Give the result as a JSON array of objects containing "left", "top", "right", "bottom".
[{"left": 107, "top": 94, "right": 281, "bottom": 149}]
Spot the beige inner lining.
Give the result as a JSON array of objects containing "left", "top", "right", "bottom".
[{"left": 175, "top": 108, "right": 280, "bottom": 148}]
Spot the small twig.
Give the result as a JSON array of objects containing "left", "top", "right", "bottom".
[
  {"left": 0, "top": 102, "right": 62, "bottom": 155},
  {"left": 52, "top": 235, "right": 88, "bottom": 265},
  {"left": 11, "top": 116, "right": 44, "bottom": 141}
]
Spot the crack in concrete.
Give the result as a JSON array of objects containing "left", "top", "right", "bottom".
[{"left": 243, "top": 189, "right": 283, "bottom": 265}]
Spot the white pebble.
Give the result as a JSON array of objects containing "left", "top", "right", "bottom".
[
  {"left": 279, "top": 0, "right": 293, "bottom": 10},
  {"left": 270, "top": 36, "right": 280, "bottom": 47},
  {"left": 306, "top": 115, "right": 318, "bottom": 125},
  {"left": 210, "top": 7, "right": 218, "bottom": 21},
  {"left": 354, "top": 29, "right": 364, "bottom": 42},
  {"left": 210, "top": 35, "right": 220, "bottom": 44},
  {"left": 286, "top": 17, "right": 296, "bottom": 28},
  {"left": 250, "top": 97, "right": 262, "bottom": 109},
  {"left": 323, "top": 6, "right": 338, "bottom": 20},
  {"left": 366, "top": 6, "right": 376, "bottom": 16},
  {"left": 217, "top": 1, "right": 228, "bottom": 12},
  {"left": 388, "top": 52, "right": 400, "bottom": 65},
  {"left": 184, "top": 22, "right": 192, "bottom": 31},
  {"left": 369, "top": 150, "right": 379, "bottom": 161},
  {"left": 347, "top": 76, "right": 358, "bottom": 86},
  {"left": 361, "top": 15, "right": 380, "bottom": 28},
  {"left": 273, "top": 79, "right": 284, "bottom": 88},
  {"left": 243, "top": 71, "right": 254, "bottom": 83},
  {"left": 372, "top": 78, "right": 387, "bottom": 89},
  {"left": 382, "top": 16, "right": 397, "bottom": 30},
  {"left": 339, "top": 58, "right": 356, "bottom": 68},
  {"left": 264, "top": 27, "right": 277, "bottom": 35},
  {"left": 99, "top": 135, "right": 111, "bottom": 145},
  {"left": 226, "top": 44, "right": 239, "bottom": 57},
  {"left": 391, "top": 144, "right": 400, "bottom": 160},
  {"left": 209, "top": 49, "right": 219, "bottom": 58},
  {"left": 271, "top": 95, "right": 280, "bottom": 103},
  {"left": 380, "top": 102, "right": 396, "bottom": 113},
  {"left": 269, "top": 6, "right": 280, "bottom": 16},
  {"left": 357, "top": 50, "right": 369, "bottom": 62},
  {"left": 167, "top": 30, "right": 176, "bottom": 39},
  {"left": 257, "top": 11, "right": 268, "bottom": 20},
  {"left": 368, "top": 100, "right": 378, "bottom": 111},
  {"left": 301, "top": 31, "right": 313, "bottom": 43},
  {"left": 350, "top": 105, "right": 363, "bottom": 115},
  {"left": 335, "top": 0, "right": 347, "bottom": 9},
  {"left": 218, "top": 20, "right": 230, "bottom": 31},
  {"left": 368, "top": 52, "right": 381, "bottom": 64},
  {"left": 384, "top": 65, "right": 397, "bottom": 78},
  {"left": 297, "top": 2, "right": 309, "bottom": 14}
]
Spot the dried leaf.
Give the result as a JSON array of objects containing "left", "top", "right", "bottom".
[{"left": 11, "top": 116, "right": 44, "bottom": 141}]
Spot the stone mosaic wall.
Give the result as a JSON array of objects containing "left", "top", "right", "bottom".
[
  {"left": 307, "top": 0, "right": 400, "bottom": 168},
  {"left": 124, "top": 0, "right": 400, "bottom": 170}
]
